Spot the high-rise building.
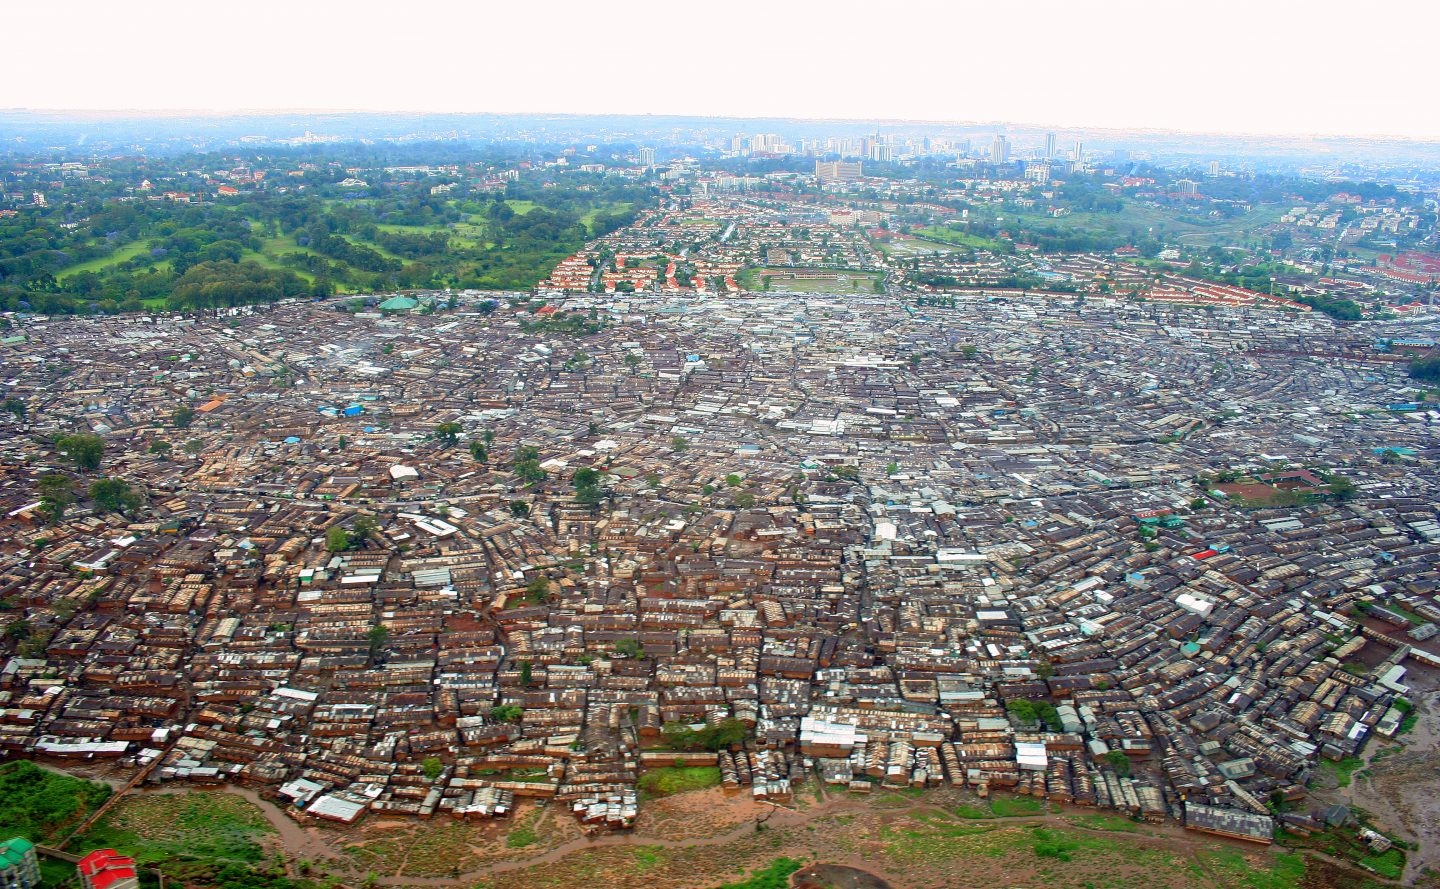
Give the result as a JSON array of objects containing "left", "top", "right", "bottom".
[
  {"left": 816, "top": 160, "right": 863, "bottom": 182},
  {"left": 990, "top": 134, "right": 1010, "bottom": 165},
  {"left": 1044, "top": 133, "right": 1057, "bottom": 160},
  {"left": 1175, "top": 179, "right": 1199, "bottom": 195},
  {"left": 1208, "top": 160, "right": 1221, "bottom": 177},
  {"left": 1, "top": 838, "right": 40, "bottom": 889},
  {"left": 1072, "top": 140, "right": 1084, "bottom": 162},
  {"left": 638, "top": 147, "right": 656, "bottom": 166}
]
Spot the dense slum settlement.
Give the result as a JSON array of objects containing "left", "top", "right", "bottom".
[{"left": 1, "top": 202, "right": 1439, "bottom": 844}]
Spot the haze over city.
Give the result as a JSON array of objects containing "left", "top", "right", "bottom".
[{"left": 5, "top": 0, "right": 1438, "bottom": 140}]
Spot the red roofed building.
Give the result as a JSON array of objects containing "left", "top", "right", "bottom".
[{"left": 77, "top": 850, "right": 138, "bottom": 889}]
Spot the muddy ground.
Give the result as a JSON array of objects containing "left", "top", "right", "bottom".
[{"left": 1317, "top": 659, "right": 1440, "bottom": 885}]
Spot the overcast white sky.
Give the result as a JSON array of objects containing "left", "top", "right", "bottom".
[{"left": 4, "top": 0, "right": 1435, "bottom": 140}]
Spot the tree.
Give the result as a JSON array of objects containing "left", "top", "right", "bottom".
[
  {"left": 1, "top": 398, "right": 25, "bottom": 420},
  {"left": 1006, "top": 699, "right": 1038, "bottom": 724},
  {"left": 512, "top": 444, "right": 546, "bottom": 484},
  {"left": 509, "top": 499, "right": 530, "bottom": 518},
  {"left": 470, "top": 440, "right": 488, "bottom": 463},
  {"left": 733, "top": 491, "right": 756, "bottom": 509},
  {"left": 148, "top": 439, "right": 172, "bottom": 457},
  {"left": 351, "top": 514, "right": 378, "bottom": 542},
  {"left": 523, "top": 577, "right": 550, "bottom": 605},
  {"left": 55, "top": 433, "right": 104, "bottom": 470},
  {"left": 171, "top": 405, "right": 195, "bottom": 428},
  {"left": 613, "top": 638, "right": 644, "bottom": 659},
  {"left": 422, "top": 757, "right": 444, "bottom": 781},
  {"left": 366, "top": 623, "right": 390, "bottom": 667},
  {"left": 37, "top": 474, "right": 74, "bottom": 524},
  {"left": 572, "top": 466, "right": 606, "bottom": 509},
  {"left": 661, "top": 717, "right": 748, "bottom": 751},
  {"left": 1327, "top": 473, "right": 1358, "bottom": 501},
  {"left": 1103, "top": 750, "right": 1131, "bottom": 777},
  {"left": 518, "top": 660, "right": 534, "bottom": 688},
  {"left": 326, "top": 525, "right": 351, "bottom": 552},
  {"left": 434, "top": 421, "right": 463, "bottom": 444},
  {"left": 491, "top": 703, "right": 524, "bottom": 723},
  {"left": 724, "top": 473, "right": 742, "bottom": 487},
  {"left": 623, "top": 352, "right": 642, "bottom": 374},
  {"left": 671, "top": 435, "right": 689, "bottom": 452},
  {"left": 1409, "top": 354, "right": 1440, "bottom": 384},
  {"left": 89, "top": 478, "right": 142, "bottom": 516}
]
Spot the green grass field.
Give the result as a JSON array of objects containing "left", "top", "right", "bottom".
[
  {"left": 1321, "top": 756, "right": 1366, "bottom": 788},
  {"left": 912, "top": 226, "right": 1003, "bottom": 251},
  {"left": 954, "top": 796, "right": 1048, "bottom": 819},
  {"left": 741, "top": 267, "right": 882, "bottom": 293},
  {"left": 582, "top": 202, "right": 633, "bottom": 233},
  {"left": 374, "top": 222, "right": 449, "bottom": 234},
  {"left": 638, "top": 765, "right": 721, "bottom": 799},
  {"left": 711, "top": 858, "right": 803, "bottom": 889},
  {"left": 884, "top": 237, "right": 962, "bottom": 257},
  {"left": 76, "top": 791, "right": 275, "bottom": 866},
  {"left": 55, "top": 240, "right": 155, "bottom": 280}
]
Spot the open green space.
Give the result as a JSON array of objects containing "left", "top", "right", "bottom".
[
  {"left": 55, "top": 240, "right": 155, "bottom": 280},
  {"left": 77, "top": 791, "right": 274, "bottom": 865},
  {"left": 241, "top": 249, "right": 316, "bottom": 284},
  {"left": 1, "top": 156, "right": 656, "bottom": 314},
  {"left": 1196, "top": 848, "right": 1307, "bottom": 889},
  {"left": 883, "top": 237, "right": 962, "bottom": 256},
  {"left": 0, "top": 760, "right": 111, "bottom": 845},
  {"left": 373, "top": 222, "right": 449, "bottom": 235},
  {"left": 740, "top": 267, "right": 883, "bottom": 293},
  {"left": 38, "top": 856, "right": 80, "bottom": 889},
  {"left": 710, "top": 857, "right": 804, "bottom": 889},
  {"left": 1066, "top": 813, "right": 1141, "bottom": 832},
  {"left": 879, "top": 811, "right": 1316, "bottom": 888},
  {"left": 582, "top": 202, "right": 633, "bottom": 233},
  {"left": 505, "top": 808, "right": 544, "bottom": 849},
  {"left": 1277, "top": 822, "right": 1407, "bottom": 882},
  {"left": 912, "top": 226, "right": 1003, "bottom": 251},
  {"left": 953, "top": 796, "right": 1049, "bottom": 818},
  {"left": 1320, "top": 756, "right": 1366, "bottom": 788},
  {"left": 637, "top": 765, "right": 722, "bottom": 799},
  {"left": 74, "top": 791, "right": 306, "bottom": 889},
  {"left": 961, "top": 201, "right": 1293, "bottom": 253}
]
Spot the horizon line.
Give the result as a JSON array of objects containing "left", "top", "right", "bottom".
[{"left": 3, "top": 107, "right": 1438, "bottom": 147}]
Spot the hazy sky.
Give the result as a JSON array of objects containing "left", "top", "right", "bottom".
[{"left": 6, "top": 0, "right": 1435, "bottom": 140}]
